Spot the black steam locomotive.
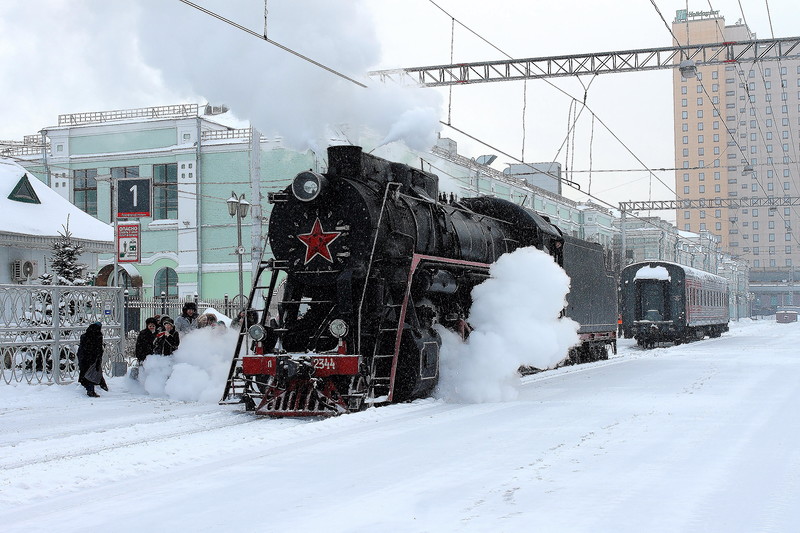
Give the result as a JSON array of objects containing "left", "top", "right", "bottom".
[
  {"left": 619, "top": 261, "right": 729, "bottom": 347},
  {"left": 221, "top": 146, "right": 617, "bottom": 416}
]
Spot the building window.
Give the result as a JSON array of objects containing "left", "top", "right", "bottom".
[
  {"left": 153, "top": 163, "right": 178, "bottom": 220},
  {"left": 154, "top": 267, "right": 179, "bottom": 299},
  {"left": 699, "top": 185, "right": 706, "bottom": 193},
  {"left": 682, "top": 111, "right": 688, "bottom": 119},
  {"left": 681, "top": 86, "right": 688, "bottom": 94},
  {"left": 73, "top": 168, "right": 98, "bottom": 217},
  {"left": 684, "top": 186, "right": 690, "bottom": 194},
  {"left": 112, "top": 166, "right": 139, "bottom": 180},
  {"left": 697, "top": 110, "right": 704, "bottom": 118}
]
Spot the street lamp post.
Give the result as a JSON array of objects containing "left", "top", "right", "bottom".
[{"left": 227, "top": 191, "right": 250, "bottom": 305}]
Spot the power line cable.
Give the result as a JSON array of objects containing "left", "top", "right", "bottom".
[
  {"left": 175, "top": 0, "right": 366, "bottom": 88},
  {"left": 425, "top": 0, "right": 675, "bottom": 197}
]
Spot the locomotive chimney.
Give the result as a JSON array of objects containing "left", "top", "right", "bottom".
[{"left": 327, "top": 145, "right": 363, "bottom": 178}]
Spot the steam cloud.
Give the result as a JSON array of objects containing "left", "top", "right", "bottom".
[
  {"left": 435, "top": 246, "right": 580, "bottom": 403},
  {"left": 135, "top": 0, "right": 442, "bottom": 152}
]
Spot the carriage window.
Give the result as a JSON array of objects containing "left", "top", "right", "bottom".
[{"left": 638, "top": 280, "right": 669, "bottom": 321}]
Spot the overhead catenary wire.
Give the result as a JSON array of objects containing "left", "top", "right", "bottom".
[
  {"left": 661, "top": 0, "right": 800, "bottom": 250},
  {"left": 441, "top": 120, "right": 691, "bottom": 237},
  {"left": 175, "top": 0, "right": 366, "bottom": 88},
  {"left": 426, "top": 0, "right": 676, "bottom": 199},
  {"left": 702, "top": 0, "right": 800, "bottom": 244}
]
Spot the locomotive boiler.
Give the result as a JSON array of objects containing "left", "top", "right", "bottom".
[
  {"left": 221, "top": 146, "right": 616, "bottom": 416},
  {"left": 620, "top": 261, "right": 729, "bottom": 347}
]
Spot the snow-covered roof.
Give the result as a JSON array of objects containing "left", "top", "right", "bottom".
[
  {"left": 634, "top": 265, "right": 671, "bottom": 281},
  {"left": 0, "top": 158, "right": 112, "bottom": 242}
]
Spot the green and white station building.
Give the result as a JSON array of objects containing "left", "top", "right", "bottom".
[{"left": 10, "top": 103, "right": 618, "bottom": 305}]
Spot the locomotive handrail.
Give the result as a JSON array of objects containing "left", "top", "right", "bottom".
[{"left": 357, "top": 181, "right": 404, "bottom": 355}]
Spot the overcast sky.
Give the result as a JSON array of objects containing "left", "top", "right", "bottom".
[{"left": 1, "top": 0, "right": 798, "bottom": 217}]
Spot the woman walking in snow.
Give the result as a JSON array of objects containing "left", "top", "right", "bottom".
[{"left": 77, "top": 322, "right": 108, "bottom": 397}]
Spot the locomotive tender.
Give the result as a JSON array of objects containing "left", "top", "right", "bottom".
[
  {"left": 620, "top": 261, "right": 729, "bottom": 348},
  {"left": 221, "top": 146, "right": 617, "bottom": 416}
]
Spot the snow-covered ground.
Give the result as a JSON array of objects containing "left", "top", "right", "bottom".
[{"left": 2, "top": 319, "right": 799, "bottom": 532}]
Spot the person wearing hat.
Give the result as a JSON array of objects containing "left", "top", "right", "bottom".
[
  {"left": 153, "top": 317, "right": 180, "bottom": 356},
  {"left": 175, "top": 301, "right": 198, "bottom": 334},
  {"left": 77, "top": 322, "right": 108, "bottom": 397},
  {"left": 135, "top": 317, "right": 159, "bottom": 362}
]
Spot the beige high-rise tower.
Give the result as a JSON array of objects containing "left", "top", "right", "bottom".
[{"left": 672, "top": 10, "right": 800, "bottom": 276}]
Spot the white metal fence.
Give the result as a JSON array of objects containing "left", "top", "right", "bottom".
[{"left": 0, "top": 285, "right": 125, "bottom": 385}]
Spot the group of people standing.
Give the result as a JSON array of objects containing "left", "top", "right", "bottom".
[
  {"left": 133, "top": 302, "right": 228, "bottom": 363},
  {"left": 78, "top": 302, "right": 235, "bottom": 398}
]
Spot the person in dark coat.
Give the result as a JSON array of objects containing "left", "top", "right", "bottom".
[
  {"left": 153, "top": 317, "right": 180, "bottom": 355},
  {"left": 77, "top": 322, "right": 108, "bottom": 397},
  {"left": 175, "top": 302, "right": 198, "bottom": 334},
  {"left": 134, "top": 317, "right": 159, "bottom": 362}
]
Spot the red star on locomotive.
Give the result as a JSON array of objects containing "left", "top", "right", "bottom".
[{"left": 296, "top": 218, "right": 341, "bottom": 264}]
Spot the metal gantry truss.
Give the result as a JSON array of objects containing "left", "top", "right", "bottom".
[
  {"left": 618, "top": 197, "right": 800, "bottom": 261},
  {"left": 369, "top": 36, "right": 800, "bottom": 87},
  {"left": 620, "top": 196, "right": 800, "bottom": 212}
]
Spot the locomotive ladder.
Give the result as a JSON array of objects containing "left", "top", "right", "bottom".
[
  {"left": 220, "top": 259, "right": 286, "bottom": 404},
  {"left": 365, "top": 252, "right": 424, "bottom": 404},
  {"left": 365, "top": 272, "right": 409, "bottom": 405}
]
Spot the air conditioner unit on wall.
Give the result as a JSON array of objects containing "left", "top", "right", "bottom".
[{"left": 11, "top": 260, "right": 38, "bottom": 282}]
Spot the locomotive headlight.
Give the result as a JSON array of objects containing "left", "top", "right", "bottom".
[
  {"left": 292, "top": 171, "right": 326, "bottom": 202},
  {"left": 329, "top": 319, "right": 349, "bottom": 339},
  {"left": 248, "top": 324, "right": 267, "bottom": 342}
]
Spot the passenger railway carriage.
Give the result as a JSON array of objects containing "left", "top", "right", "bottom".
[{"left": 620, "top": 261, "right": 729, "bottom": 347}]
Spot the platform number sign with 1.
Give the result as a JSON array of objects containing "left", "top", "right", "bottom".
[{"left": 117, "top": 178, "right": 152, "bottom": 218}]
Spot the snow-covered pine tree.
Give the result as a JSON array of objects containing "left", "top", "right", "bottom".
[{"left": 42, "top": 216, "right": 89, "bottom": 286}]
